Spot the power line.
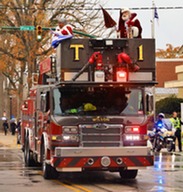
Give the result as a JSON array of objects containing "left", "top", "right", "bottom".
[{"left": 0, "top": 6, "right": 183, "bottom": 11}]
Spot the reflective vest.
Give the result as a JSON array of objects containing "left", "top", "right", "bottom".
[{"left": 170, "top": 117, "right": 181, "bottom": 129}]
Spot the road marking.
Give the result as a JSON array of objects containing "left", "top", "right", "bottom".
[
  {"left": 54, "top": 180, "right": 92, "bottom": 192},
  {"left": 37, "top": 170, "right": 92, "bottom": 192},
  {"left": 69, "top": 182, "right": 92, "bottom": 192},
  {"left": 54, "top": 180, "right": 81, "bottom": 192}
]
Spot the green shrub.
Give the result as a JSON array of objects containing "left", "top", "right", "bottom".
[{"left": 155, "top": 96, "right": 183, "bottom": 116}]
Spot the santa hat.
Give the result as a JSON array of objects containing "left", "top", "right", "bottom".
[
  {"left": 57, "top": 17, "right": 67, "bottom": 24},
  {"left": 121, "top": 7, "right": 130, "bottom": 14},
  {"left": 118, "top": 8, "right": 137, "bottom": 30}
]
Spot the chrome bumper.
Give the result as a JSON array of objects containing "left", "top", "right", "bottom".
[{"left": 55, "top": 146, "right": 152, "bottom": 157}]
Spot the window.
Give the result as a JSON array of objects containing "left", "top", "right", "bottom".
[{"left": 52, "top": 87, "right": 144, "bottom": 116}]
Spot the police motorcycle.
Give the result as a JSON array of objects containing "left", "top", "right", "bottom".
[{"left": 149, "top": 114, "right": 175, "bottom": 152}]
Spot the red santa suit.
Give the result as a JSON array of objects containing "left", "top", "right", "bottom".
[
  {"left": 55, "top": 24, "right": 73, "bottom": 36},
  {"left": 118, "top": 8, "right": 142, "bottom": 38},
  {"left": 52, "top": 24, "right": 73, "bottom": 43}
]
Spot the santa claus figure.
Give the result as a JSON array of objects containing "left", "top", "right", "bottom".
[
  {"left": 55, "top": 18, "right": 73, "bottom": 36},
  {"left": 117, "top": 7, "right": 142, "bottom": 38},
  {"left": 51, "top": 18, "right": 73, "bottom": 48}
]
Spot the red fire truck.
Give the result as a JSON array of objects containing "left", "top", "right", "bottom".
[{"left": 21, "top": 38, "right": 155, "bottom": 179}]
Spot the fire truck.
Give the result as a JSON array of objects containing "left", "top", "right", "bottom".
[{"left": 21, "top": 38, "right": 155, "bottom": 179}]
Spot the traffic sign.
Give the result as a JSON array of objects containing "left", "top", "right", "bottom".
[
  {"left": 20, "top": 26, "right": 35, "bottom": 31},
  {"left": 1, "top": 26, "right": 96, "bottom": 38}
]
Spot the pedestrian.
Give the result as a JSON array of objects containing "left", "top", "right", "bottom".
[
  {"left": 10, "top": 121, "right": 17, "bottom": 135},
  {"left": 3, "top": 120, "right": 9, "bottom": 135},
  {"left": 16, "top": 119, "right": 21, "bottom": 134},
  {"left": 170, "top": 111, "right": 182, "bottom": 152}
]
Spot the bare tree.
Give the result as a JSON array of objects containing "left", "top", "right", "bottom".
[
  {"left": 0, "top": 1, "right": 106, "bottom": 95},
  {"left": 0, "top": 0, "right": 109, "bottom": 117}
]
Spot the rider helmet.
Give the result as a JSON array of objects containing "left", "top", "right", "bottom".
[{"left": 158, "top": 113, "right": 165, "bottom": 118}]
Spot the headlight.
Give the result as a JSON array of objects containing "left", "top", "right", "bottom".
[
  {"left": 63, "top": 126, "right": 78, "bottom": 133},
  {"left": 62, "top": 135, "right": 70, "bottom": 141},
  {"left": 125, "top": 134, "right": 140, "bottom": 141},
  {"left": 62, "top": 135, "right": 79, "bottom": 142},
  {"left": 52, "top": 134, "right": 79, "bottom": 142}
]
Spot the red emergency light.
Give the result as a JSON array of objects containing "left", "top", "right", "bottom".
[
  {"left": 132, "top": 127, "right": 140, "bottom": 132},
  {"left": 116, "top": 69, "right": 127, "bottom": 82},
  {"left": 125, "top": 126, "right": 140, "bottom": 133}
]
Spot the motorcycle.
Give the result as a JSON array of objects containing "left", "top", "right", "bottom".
[{"left": 149, "top": 122, "right": 175, "bottom": 152}]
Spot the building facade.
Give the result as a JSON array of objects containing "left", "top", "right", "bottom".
[{"left": 155, "top": 59, "right": 183, "bottom": 99}]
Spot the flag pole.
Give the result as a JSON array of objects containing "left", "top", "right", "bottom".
[{"left": 152, "top": 0, "right": 155, "bottom": 38}]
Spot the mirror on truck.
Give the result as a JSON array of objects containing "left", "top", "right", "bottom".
[
  {"left": 40, "top": 93, "right": 46, "bottom": 112},
  {"left": 145, "top": 92, "right": 154, "bottom": 131},
  {"left": 145, "top": 92, "right": 154, "bottom": 115},
  {"left": 40, "top": 92, "right": 50, "bottom": 113}
]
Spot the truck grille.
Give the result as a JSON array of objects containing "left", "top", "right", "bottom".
[{"left": 79, "top": 124, "right": 123, "bottom": 147}]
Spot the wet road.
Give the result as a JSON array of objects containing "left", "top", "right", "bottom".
[{"left": 0, "top": 135, "right": 183, "bottom": 192}]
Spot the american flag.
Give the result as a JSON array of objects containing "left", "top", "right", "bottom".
[{"left": 154, "top": 6, "right": 159, "bottom": 20}]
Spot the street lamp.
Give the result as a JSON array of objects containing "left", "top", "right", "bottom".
[
  {"left": 9, "top": 96, "right": 12, "bottom": 120},
  {"left": 50, "top": 55, "right": 57, "bottom": 79}
]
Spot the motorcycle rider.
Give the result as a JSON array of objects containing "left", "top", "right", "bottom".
[
  {"left": 150, "top": 113, "right": 175, "bottom": 152},
  {"left": 149, "top": 113, "right": 167, "bottom": 150},
  {"left": 154, "top": 113, "right": 167, "bottom": 133}
]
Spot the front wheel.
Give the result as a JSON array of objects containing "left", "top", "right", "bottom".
[
  {"left": 41, "top": 143, "right": 58, "bottom": 179},
  {"left": 119, "top": 169, "right": 138, "bottom": 179},
  {"left": 24, "top": 138, "right": 36, "bottom": 167},
  {"left": 166, "top": 140, "right": 175, "bottom": 152},
  {"left": 153, "top": 137, "right": 162, "bottom": 152}
]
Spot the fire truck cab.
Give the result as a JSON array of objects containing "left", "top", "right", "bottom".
[{"left": 21, "top": 38, "right": 155, "bottom": 179}]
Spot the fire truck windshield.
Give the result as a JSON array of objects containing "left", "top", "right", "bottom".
[{"left": 52, "top": 87, "right": 143, "bottom": 116}]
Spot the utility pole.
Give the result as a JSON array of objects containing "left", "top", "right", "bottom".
[{"left": 151, "top": 0, "right": 155, "bottom": 39}]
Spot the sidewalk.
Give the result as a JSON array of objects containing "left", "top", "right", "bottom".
[{"left": 0, "top": 131, "right": 20, "bottom": 149}]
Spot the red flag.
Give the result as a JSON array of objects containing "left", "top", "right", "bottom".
[{"left": 100, "top": 6, "right": 116, "bottom": 28}]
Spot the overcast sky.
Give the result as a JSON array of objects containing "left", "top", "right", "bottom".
[{"left": 103, "top": 0, "right": 183, "bottom": 49}]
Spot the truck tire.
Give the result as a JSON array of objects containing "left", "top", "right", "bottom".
[
  {"left": 41, "top": 143, "right": 58, "bottom": 179},
  {"left": 24, "top": 138, "right": 36, "bottom": 167},
  {"left": 119, "top": 169, "right": 138, "bottom": 179}
]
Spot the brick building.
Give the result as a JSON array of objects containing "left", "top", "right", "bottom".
[
  {"left": 165, "top": 63, "right": 183, "bottom": 97},
  {"left": 155, "top": 58, "right": 183, "bottom": 100},
  {"left": 156, "top": 58, "right": 183, "bottom": 87}
]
